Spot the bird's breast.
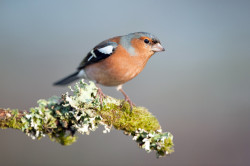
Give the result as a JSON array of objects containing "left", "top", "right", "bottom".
[{"left": 84, "top": 46, "right": 151, "bottom": 86}]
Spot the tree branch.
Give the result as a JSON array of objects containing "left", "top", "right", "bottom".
[{"left": 0, "top": 80, "right": 174, "bottom": 157}]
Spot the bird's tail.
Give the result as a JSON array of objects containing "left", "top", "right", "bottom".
[{"left": 53, "top": 71, "right": 79, "bottom": 86}]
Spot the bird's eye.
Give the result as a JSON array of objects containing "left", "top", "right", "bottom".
[{"left": 144, "top": 39, "right": 150, "bottom": 44}]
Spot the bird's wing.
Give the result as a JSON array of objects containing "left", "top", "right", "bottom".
[{"left": 78, "top": 41, "right": 118, "bottom": 70}]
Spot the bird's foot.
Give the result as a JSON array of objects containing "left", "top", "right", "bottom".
[
  {"left": 117, "top": 86, "right": 135, "bottom": 112},
  {"left": 97, "top": 87, "right": 106, "bottom": 106},
  {"left": 123, "top": 94, "right": 135, "bottom": 112}
]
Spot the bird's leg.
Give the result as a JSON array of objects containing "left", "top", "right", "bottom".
[
  {"left": 117, "top": 85, "right": 135, "bottom": 112},
  {"left": 96, "top": 84, "right": 106, "bottom": 106}
]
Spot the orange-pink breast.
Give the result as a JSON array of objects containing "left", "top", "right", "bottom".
[{"left": 84, "top": 45, "right": 152, "bottom": 86}]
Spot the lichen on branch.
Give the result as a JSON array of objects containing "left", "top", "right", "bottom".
[{"left": 0, "top": 80, "right": 174, "bottom": 157}]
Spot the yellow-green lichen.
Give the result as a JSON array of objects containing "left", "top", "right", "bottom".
[
  {"left": 0, "top": 109, "right": 23, "bottom": 129},
  {"left": 100, "top": 102, "right": 161, "bottom": 133}
]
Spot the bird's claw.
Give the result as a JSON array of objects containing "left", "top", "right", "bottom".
[
  {"left": 97, "top": 87, "right": 106, "bottom": 106},
  {"left": 123, "top": 95, "right": 135, "bottom": 112}
]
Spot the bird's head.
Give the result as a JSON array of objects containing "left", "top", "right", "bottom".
[{"left": 121, "top": 32, "right": 165, "bottom": 56}]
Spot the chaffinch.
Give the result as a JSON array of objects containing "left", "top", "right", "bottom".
[{"left": 54, "top": 32, "right": 165, "bottom": 110}]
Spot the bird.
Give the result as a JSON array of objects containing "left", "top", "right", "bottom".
[{"left": 54, "top": 32, "right": 165, "bottom": 110}]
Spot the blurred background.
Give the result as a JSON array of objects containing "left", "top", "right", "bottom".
[{"left": 0, "top": 0, "right": 250, "bottom": 165}]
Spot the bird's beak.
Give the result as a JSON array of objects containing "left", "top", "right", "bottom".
[{"left": 151, "top": 43, "right": 165, "bottom": 52}]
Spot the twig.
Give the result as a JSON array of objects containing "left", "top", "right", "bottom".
[{"left": 0, "top": 80, "right": 174, "bottom": 157}]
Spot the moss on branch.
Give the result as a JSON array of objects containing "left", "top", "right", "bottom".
[{"left": 0, "top": 80, "right": 174, "bottom": 157}]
